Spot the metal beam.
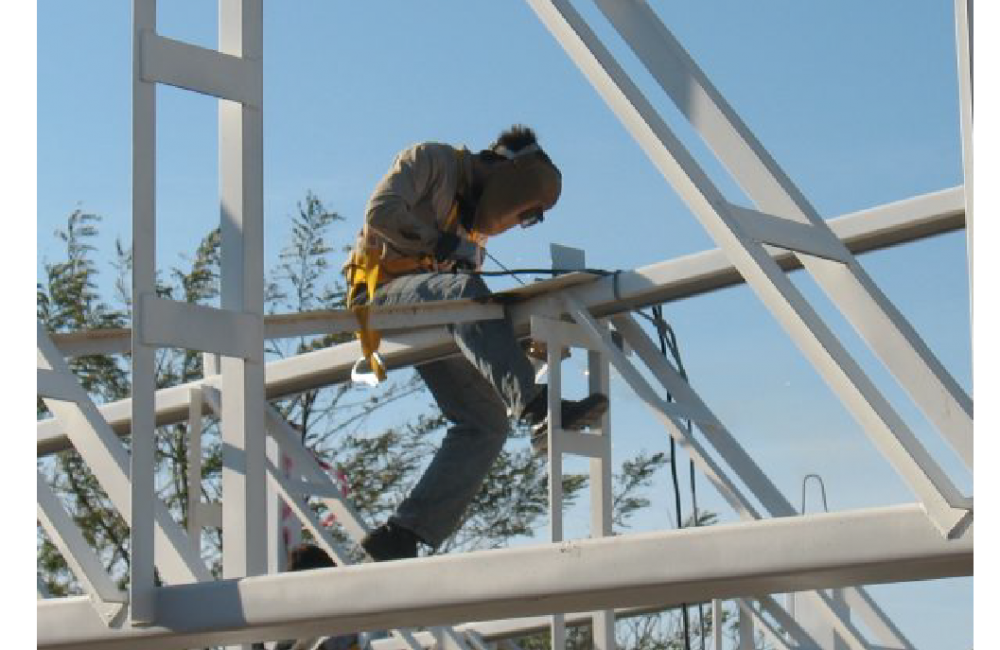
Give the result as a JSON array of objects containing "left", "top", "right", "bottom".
[
  {"left": 36, "top": 189, "right": 966, "bottom": 457},
  {"left": 37, "top": 504, "right": 971, "bottom": 650},
  {"left": 141, "top": 30, "right": 261, "bottom": 106}
]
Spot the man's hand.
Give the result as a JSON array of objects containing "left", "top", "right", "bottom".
[{"left": 434, "top": 232, "right": 483, "bottom": 269}]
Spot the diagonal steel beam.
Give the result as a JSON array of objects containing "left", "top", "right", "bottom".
[{"left": 524, "top": 0, "right": 970, "bottom": 536}]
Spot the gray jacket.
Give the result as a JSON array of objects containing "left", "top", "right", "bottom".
[{"left": 345, "top": 142, "right": 475, "bottom": 273}]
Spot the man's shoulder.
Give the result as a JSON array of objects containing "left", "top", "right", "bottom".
[{"left": 397, "top": 141, "right": 461, "bottom": 163}]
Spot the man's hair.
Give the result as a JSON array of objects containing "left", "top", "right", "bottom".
[
  {"left": 492, "top": 124, "right": 538, "bottom": 153},
  {"left": 486, "top": 124, "right": 554, "bottom": 165},
  {"left": 288, "top": 543, "right": 336, "bottom": 571}
]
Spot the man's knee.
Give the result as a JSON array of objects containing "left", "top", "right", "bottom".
[{"left": 434, "top": 272, "right": 490, "bottom": 301}]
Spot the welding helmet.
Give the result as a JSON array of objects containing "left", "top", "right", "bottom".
[{"left": 473, "top": 143, "right": 562, "bottom": 237}]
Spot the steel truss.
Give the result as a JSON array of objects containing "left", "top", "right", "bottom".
[{"left": 37, "top": 1, "right": 972, "bottom": 649}]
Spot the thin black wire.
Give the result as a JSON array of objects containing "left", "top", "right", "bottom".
[
  {"left": 653, "top": 305, "right": 692, "bottom": 650},
  {"left": 480, "top": 258, "right": 703, "bottom": 646}
]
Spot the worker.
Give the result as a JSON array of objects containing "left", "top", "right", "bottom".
[{"left": 344, "top": 125, "right": 608, "bottom": 562}]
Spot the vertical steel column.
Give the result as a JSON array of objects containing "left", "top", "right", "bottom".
[
  {"left": 219, "top": 0, "right": 267, "bottom": 585},
  {"left": 130, "top": 0, "right": 157, "bottom": 626},
  {"left": 535, "top": 312, "right": 617, "bottom": 650},
  {"left": 187, "top": 387, "right": 204, "bottom": 554},
  {"left": 954, "top": 0, "right": 973, "bottom": 327},
  {"left": 545, "top": 338, "right": 566, "bottom": 650},
  {"left": 587, "top": 348, "right": 615, "bottom": 650},
  {"left": 712, "top": 600, "right": 723, "bottom": 649}
]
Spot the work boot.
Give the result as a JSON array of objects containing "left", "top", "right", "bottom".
[
  {"left": 522, "top": 389, "right": 609, "bottom": 455},
  {"left": 361, "top": 521, "right": 420, "bottom": 562}
]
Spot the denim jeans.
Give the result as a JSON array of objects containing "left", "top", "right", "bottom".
[{"left": 368, "top": 272, "right": 542, "bottom": 547}]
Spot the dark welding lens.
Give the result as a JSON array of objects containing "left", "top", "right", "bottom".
[{"left": 519, "top": 209, "right": 544, "bottom": 228}]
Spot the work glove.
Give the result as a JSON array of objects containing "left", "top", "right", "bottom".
[{"left": 434, "top": 232, "right": 483, "bottom": 270}]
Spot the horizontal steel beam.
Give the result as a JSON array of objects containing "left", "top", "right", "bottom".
[
  {"left": 37, "top": 188, "right": 965, "bottom": 456},
  {"left": 36, "top": 504, "right": 971, "bottom": 650},
  {"left": 48, "top": 298, "right": 504, "bottom": 359}
]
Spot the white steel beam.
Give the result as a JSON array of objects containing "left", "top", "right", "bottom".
[
  {"left": 265, "top": 299, "right": 504, "bottom": 340},
  {"left": 37, "top": 368, "right": 83, "bottom": 403},
  {"left": 35, "top": 189, "right": 968, "bottom": 457},
  {"left": 953, "top": 0, "right": 973, "bottom": 321},
  {"left": 139, "top": 295, "right": 264, "bottom": 362},
  {"left": 579, "top": 308, "right": 883, "bottom": 649},
  {"left": 36, "top": 472, "right": 128, "bottom": 623},
  {"left": 729, "top": 204, "right": 852, "bottom": 264},
  {"left": 36, "top": 504, "right": 971, "bottom": 650},
  {"left": 141, "top": 30, "right": 261, "bottom": 106},
  {"left": 590, "top": 0, "right": 973, "bottom": 470},
  {"left": 526, "top": 0, "right": 970, "bottom": 536},
  {"left": 37, "top": 328, "right": 212, "bottom": 585},
  {"left": 130, "top": 0, "right": 158, "bottom": 624},
  {"left": 41, "top": 188, "right": 964, "bottom": 362},
  {"left": 263, "top": 405, "right": 371, "bottom": 542},
  {"left": 219, "top": 0, "right": 267, "bottom": 588}
]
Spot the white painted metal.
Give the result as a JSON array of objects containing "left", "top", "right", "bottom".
[
  {"left": 187, "top": 388, "right": 204, "bottom": 553},
  {"left": 611, "top": 312, "right": 878, "bottom": 650},
  {"left": 264, "top": 404, "right": 371, "bottom": 542},
  {"left": 141, "top": 30, "right": 261, "bottom": 106},
  {"left": 37, "top": 368, "right": 83, "bottom": 403},
  {"left": 953, "top": 0, "right": 973, "bottom": 323},
  {"left": 711, "top": 599, "right": 722, "bottom": 649},
  {"left": 37, "top": 3, "right": 975, "bottom": 648},
  {"left": 130, "top": 0, "right": 158, "bottom": 624},
  {"left": 560, "top": 298, "right": 763, "bottom": 521},
  {"left": 35, "top": 192, "right": 968, "bottom": 459},
  {"left": 587, "top": 346, "right": 615, "bottom": 650},
  {"left": 590, "top": 0, "right": 973, "bottom": 471},
  {"left": 139, "top": 295, "right": 264, "bottom": 362},
  {"left": 727, "top": 204, "right": 852, "bottom": 264},
  {"left": 532, "top": 310, "right": 616, "bottom": 650},
  {"left": 265, "top": 459, "right": 354, "bottom": 566},
  {"left": 37, "top": 471, "right": 128, "bottom": 622},
  {"left": 737, "top": 600, "right": 793, "bottom": 650},
  {"left": 545, "top": 327, "right": 566, "bottom": 650},
  {"left": 463, "top": 630, "right": 491, "bottom": 650},
  {"left": 219, "top": 0, "right": 267, "bottom": 590},
  {"left": 526, "top": 0, "right": 970, "bottom": 536},
  {"left": 267, "top": 300, "right": 504, "bottom": 339},
  {"left": 37, "top": 326, "right": 212, "bottom": 586},
  {"left": 564, "top": 305, "right": 872, "bottom": 648},
  {"left": 737, "top": 602, "right": 754, "bottom": 650},
  {"left": 430, "top": 626, "right": 473, "bottom": 650},
  {"left": 36, "top": 504, "right": 971, "bottom": 650},
  {"left": 42, "top": 189, "right": 965, "bottom": 361},
  {"left": 839, "top": 586, "right": 915, "bottom": 650}
]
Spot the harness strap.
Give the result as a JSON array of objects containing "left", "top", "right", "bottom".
[{"left": 345, "top": 148, "right": 489, "bottom": 385}]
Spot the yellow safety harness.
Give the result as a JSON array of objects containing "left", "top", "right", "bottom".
[{"left": 345, "top": 150, "right": 487, "bottom": 385}]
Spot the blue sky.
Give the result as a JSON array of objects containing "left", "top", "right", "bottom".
[{"left": 33, "top": 2, "right": 978, "bottom": 647}]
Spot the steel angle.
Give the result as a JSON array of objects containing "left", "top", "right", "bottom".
[
  {"left": 37, "top": 368, "right": 83, "bottom": 403},
  {"left": 728, "top": 203, "right": 852, "bottom": 264},
  {"left": 141, "top": 30, "right": 261, "bottom": 106},
  {"left": 266, "top": 460, "right": 354, "bottom": 566},
  {"left": 550, "top": 429, "right": 608, "bottom": 459},
  {"left": 139, "top": 295, "right": 264, "bottom": 362},
  {"left": 264, "top": 405, "right": 370, "bottom": 541},
  {"left": 37, "top": 473, "right": 128, "bottom": 613}
]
